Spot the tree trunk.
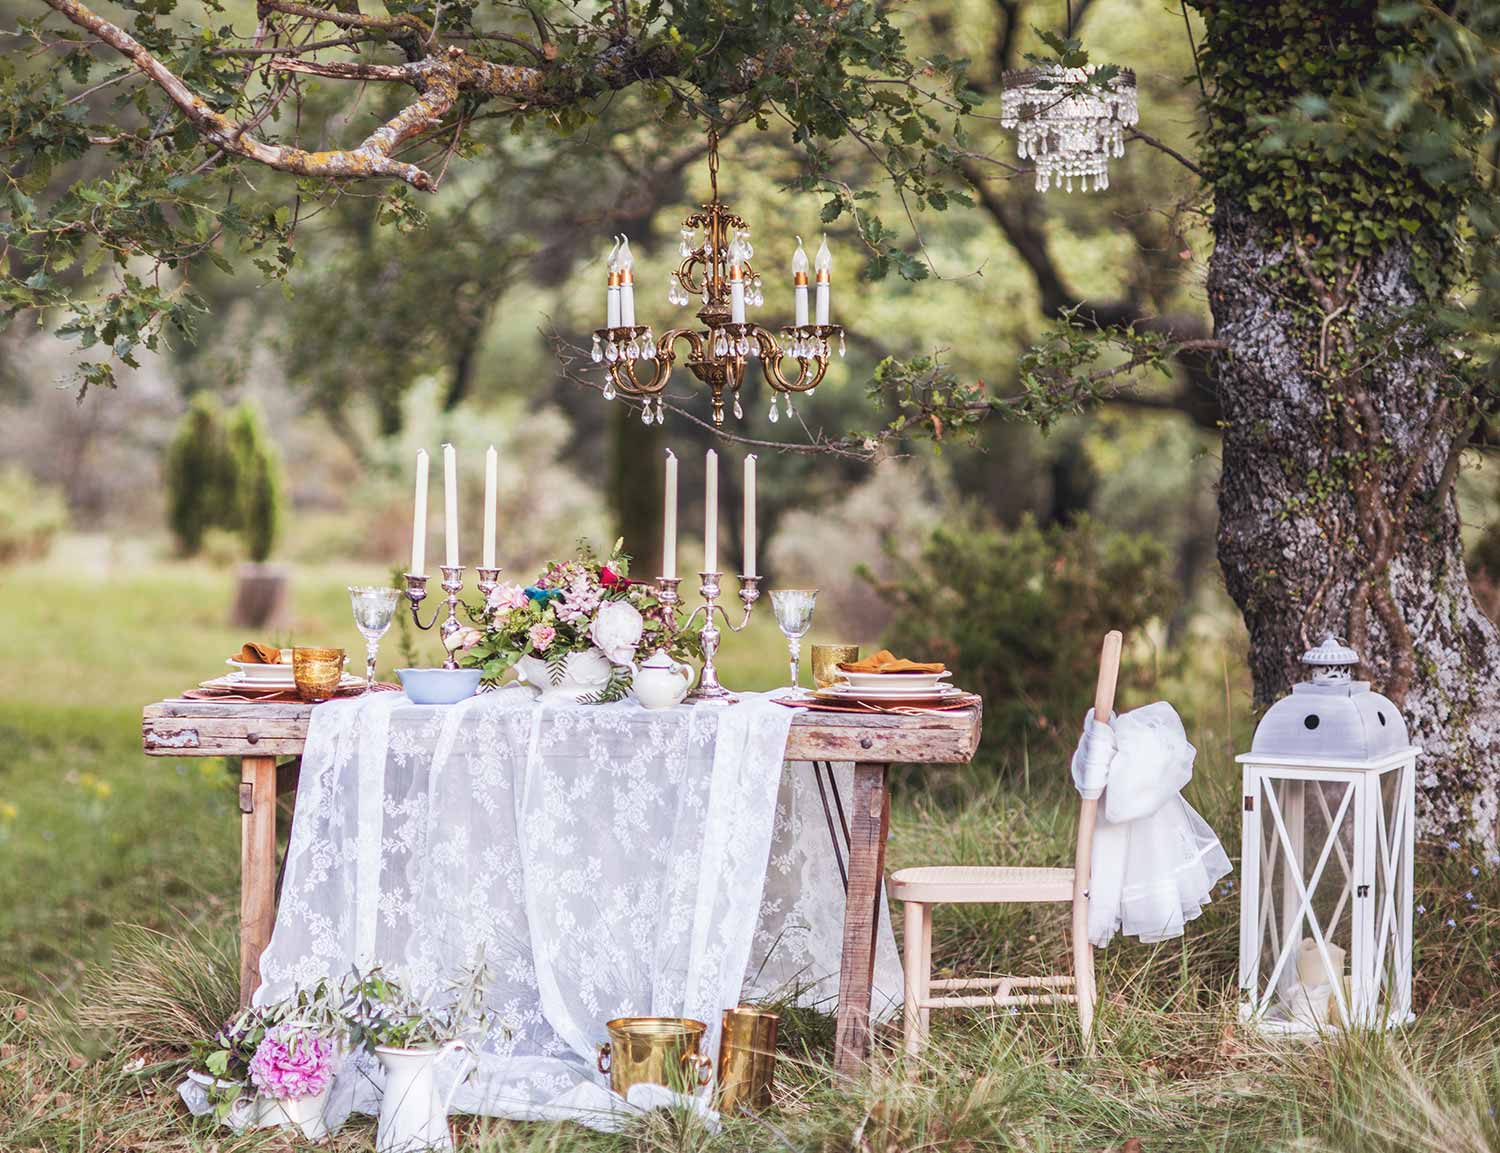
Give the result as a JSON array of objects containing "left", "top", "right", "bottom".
[
  {"left": 231, "top": 562, "right": 290, "bottom": 630},
  {"left": 1211, "top": 206, "right": 1500, "bottom": 849},
  {"left": 608, "top": 404, "right": 664, "bottom": 568}
]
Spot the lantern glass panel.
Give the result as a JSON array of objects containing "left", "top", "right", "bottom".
[
  {"left": 1255, "top": 775, "right": 1357, "bottom": 1028},
  {"left": 1371, "top": 766, "right": 1412, "bottom": 1017}
]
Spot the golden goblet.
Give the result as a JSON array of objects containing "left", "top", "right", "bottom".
[
  {"left": 811, "top": 643, "right": 861, "bottom": 690},
  {"left": 292, "top": 646, "right": 345, "bottom": 702}
]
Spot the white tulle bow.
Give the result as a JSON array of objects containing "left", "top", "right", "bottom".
[{"left": 1071, "top": 701, "right": 1232, "bottom": 947}]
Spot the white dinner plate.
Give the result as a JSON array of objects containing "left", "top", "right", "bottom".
[
  {"left": 815, "top": 683, "right": 963, "bottom": 703},
  {"left": 835, "top": 669, "right": 952, "bottom": 690},
  {"left": 202, "top": 672, "right": 366, "bottom": 692}
]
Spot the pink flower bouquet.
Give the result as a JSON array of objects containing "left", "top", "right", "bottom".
[{"left": 248, "top": 1025, "right": 336, "bottom": 1101}]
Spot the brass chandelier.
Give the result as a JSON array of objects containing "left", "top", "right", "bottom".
[{"left": 591, "top": 129, "right": 844, "bottom": 427}]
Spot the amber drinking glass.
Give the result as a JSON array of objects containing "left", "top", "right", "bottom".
[
  {"left": 293, "top": 646, "right": 345, "bottom": 702},
  {"left": 811, "top": 644, "right": 860, "bottom": 690}
]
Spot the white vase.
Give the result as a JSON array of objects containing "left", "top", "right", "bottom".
[
  {"left": 253, "top": 1087, "right": 333, "bottom": 1141},
  {"left": 513, "top": 648, "right": 614, "bottom": 702},
  {"left": 374, "top": 1042, "right": 472, "bottom": 1153}
]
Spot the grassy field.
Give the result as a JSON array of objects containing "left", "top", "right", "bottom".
[{"left": 2, "top": 550, "right": 1499, "bottom": 1151}]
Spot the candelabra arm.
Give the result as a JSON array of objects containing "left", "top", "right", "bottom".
[{"left": 403, "top": 567, "right": 467, "bottom": 671}]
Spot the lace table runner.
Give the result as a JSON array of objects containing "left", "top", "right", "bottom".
[{"left": 244, "top": 686, "right": 899, "bottom": 1129}]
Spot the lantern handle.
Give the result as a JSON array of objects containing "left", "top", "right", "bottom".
[{"left": 1073, "top": 628, "right": 1122, "bottom": 1047}]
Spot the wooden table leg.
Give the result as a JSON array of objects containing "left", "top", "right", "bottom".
[
  {"left": 238, "top": 755, "right": 278, "bottom": 1007},
  {"left": 834, "top": 762, "right": 890, "bottom": 1074}
]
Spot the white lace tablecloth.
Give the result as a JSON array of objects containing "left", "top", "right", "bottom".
[{"left": 247, "top": 686, "right": 899, "bottom": 1129}]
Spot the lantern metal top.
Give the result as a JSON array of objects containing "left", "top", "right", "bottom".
[{"left": 1247, "top": 636, "right": 1414, "bottom": 764}]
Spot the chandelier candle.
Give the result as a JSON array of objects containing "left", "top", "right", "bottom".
[
  {"left": 606, "top": 237, "right": 622, "bottom": 328},
  {"left": 792, "top": 238, "right": 809, "bottom": 327},
  {"left": 410, "top": 448, "right": 429, "bottom": 577},
  {"left": 743, "top": 454, "right": 757, "bottom": 578},
  {"left": 482, "top": 444, "right": 498, "bottom": 570},
  {"left": 443, "top": 443, "right": 459, "bottom": 568},
  {"left": 729, "top": 260, "right": 747, "bottom": 325},
  {"left": 704, "top": 448, "right": 718, "bottom": 575},
  {"left": 814, "top": 236, "right": 832, "bottom": 326},
  {"left": 618, "top": 236, "right": 637, "bottom": 328},
  {"left": 663, "top": 449, "right": 678, "bottom": 580}
]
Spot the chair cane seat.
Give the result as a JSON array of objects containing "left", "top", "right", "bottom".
[{"left": 889, "top": 865, "right": 1075, "bottom": 903}]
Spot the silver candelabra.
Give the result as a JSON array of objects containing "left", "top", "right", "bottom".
[
  {"left": 659, "top": 571, "right": 761, "bottom": 702},
  {"left": 403, "top": 565, "right": 500, "bottom": 670}
]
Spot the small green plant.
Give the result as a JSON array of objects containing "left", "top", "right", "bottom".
[
  {"left": 867, "top": 515, "right": 1175, "bottom": 750},
  {"left": 339, "top": 963, "right": 493, "bottom": 1050}
]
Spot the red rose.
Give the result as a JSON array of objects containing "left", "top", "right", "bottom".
[{"left": 601, "top": 566, "right": 626, "bottom": 588}]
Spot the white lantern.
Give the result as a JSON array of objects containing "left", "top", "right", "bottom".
[{"left": 1236, "top": 635, "right": 1418, "bottom": 1034}]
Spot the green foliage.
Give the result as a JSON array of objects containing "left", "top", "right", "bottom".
[
  {"left": 1188, "top": 0, "right": 1474, "bottom": 298},
  {"left": 163, "top": 393, "right": 235, "bottom": 557},
  {"left": 0, "top": 466, "right": 67, "bottom": 565},
  {"left": 224, "top": 401, "right": 283, "bottom": 564},
  {"left": 868, "top": 515, "right": 1175, "bottom": 748},
  {"left": 164, "top": 395, "right": 283, "bottom": 560}
]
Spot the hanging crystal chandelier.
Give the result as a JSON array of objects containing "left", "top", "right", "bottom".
[
  {"left": 1000, "top": 5, "right": 1138, "bottom": 193},
  {"left": 591, "top": 129, "right": 845, "bottom": 427}
]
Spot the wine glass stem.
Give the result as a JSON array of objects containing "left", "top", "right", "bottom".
[
  {"left": 365, "top": 638, "right": 380, "bottom": 691},
  {"left": 788, "top": 635, "right": 801, "bottom": 690}
]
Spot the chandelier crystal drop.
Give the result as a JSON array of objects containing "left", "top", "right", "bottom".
[
  {"left": 1001, "top": 63, "right": 1138, "bottom": 193},
  {"left": 592, "top": 129, "right": 844, "bottom": 426}
]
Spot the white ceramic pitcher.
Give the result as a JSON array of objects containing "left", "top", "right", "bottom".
[
  {"left": 374, "top": 1041, "right": 472, "bottom": 1153},
  {"left": 631, "top": 649, "right": 696, "bottom": 709}
]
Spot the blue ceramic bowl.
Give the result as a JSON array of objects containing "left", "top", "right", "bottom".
[{"left": 396, "top": 668, "right": 483, "bottom": 705}]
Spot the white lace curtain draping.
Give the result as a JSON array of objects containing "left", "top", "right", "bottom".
[{"left": 245, "top": 688, "right": 899, "bottom": 1130}]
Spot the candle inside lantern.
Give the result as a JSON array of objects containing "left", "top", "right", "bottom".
[
  {"left": 410, "top": 448, "right": 429, "bottom": 576},
  {"left": 792, "top": 236, "right": 809, "bottom": 328},
  {"left": 443, "top": 442, "right": 459, "bottom": 569},
  {"left": 606, "top": 237, "right": 621, "bottom": 329},
  {"left": 482, "top": 444, "right": 497, "bottom": 569},
  {"left": 663, "top": 448, "right": 678, "bottom": 579},
  {"left": 1295, "top": 938, "right": 1345, "bottom": 989},
  {"left": 814, "top": 234, "right": 831, "bottom": 326},
  {"left": 743, "top": 453, "right": 757, "bottom": 577},
  {"left": 704, "top": 448, "right": 718, "bottom": 574},
  {"left": 618, "top": 235, "right": 636, "bottom": 328}
]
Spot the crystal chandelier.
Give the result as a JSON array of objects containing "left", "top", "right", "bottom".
[
  {"left": 591, "top": 129, "right": 845, "bottom": 427},
  {"left": 1000, "top": 6, "right": 1138, "bottom": 194}
]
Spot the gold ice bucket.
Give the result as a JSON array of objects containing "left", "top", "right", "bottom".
[
  {"left": 597, "top": 1017, "right": 713, "bottom": 1097},
  {"left": 716, "top": 1006, "right": 778, "bottom": 1115}
]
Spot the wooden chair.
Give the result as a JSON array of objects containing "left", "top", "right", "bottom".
[{"left": 888, "top": 630, "right": 1122, "bottom": 1054}]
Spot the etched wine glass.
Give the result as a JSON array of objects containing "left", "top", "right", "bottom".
[
  {"left": 348, "top": 586, "right": 402, "bottom": 691},
  {"left": 769, "top": 588, "right": 818, "bottom": 693}
]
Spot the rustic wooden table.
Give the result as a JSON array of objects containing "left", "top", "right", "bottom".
[{"left": 142, "top": 696, "right": 982, "bottom": 1073}]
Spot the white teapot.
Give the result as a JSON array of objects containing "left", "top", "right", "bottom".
[{"left": 631, "top": 648, "right": 696, "bottom": 709}]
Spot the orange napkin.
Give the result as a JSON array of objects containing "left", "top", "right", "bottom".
[
  {"left": 238, "top": 642, "right": 285, "bottom": 664},
  {"left": 837, "top": 649, "right": 946, "bottom": 675}
]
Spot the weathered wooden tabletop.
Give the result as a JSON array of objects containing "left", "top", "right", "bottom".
[
  {"left": 143, "top": 695, "right": 982, "bottom": 764},
  {"left": 141, "top": 693, "right": 982, "bottom": 1074}
]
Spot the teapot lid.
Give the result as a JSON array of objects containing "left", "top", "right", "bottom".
[{"left": 639, "top": 648, "right": 675, "bottom": 668}]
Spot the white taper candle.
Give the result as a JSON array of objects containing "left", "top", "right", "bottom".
[
  {"left": 704, "top": 448, "right": 718, "bottom": 574},
  {"left": 814, "top": 234, "right": 831, "bottom": 326},
  {"left": 443, "top": 443, "right": 459, "bottom": 568},
  {"left": 411, "top": 448, "right": 429, "bottom": 576},
  {"left": 663, "top": 449, "right": 678, "bottom": 579},
  {"left": 743, "top": 453, "right": 757, "bottom": 578},
  {"left": 482, "top": 444, "right": 497, "bottom": 569}
]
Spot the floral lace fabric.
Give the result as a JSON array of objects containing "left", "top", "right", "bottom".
[{"left": 249, "top": 687, "right": 899, "bottom": 1129}]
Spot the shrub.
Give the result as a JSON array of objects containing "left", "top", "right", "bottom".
[
  {"left": 164, "top": 394, "right": 235, "bottom": 556},
  {"left": 0, "top": 466, "right": 68, "bottom": 564},
  {"left": 225, "top": 401, "right": 284, "bottom": 564},
  {"left": 867, "top": 515, "right": 1176, "bottom": 751},
  {"left": 164, "top": 395, "right": 284, "bottom": 561}
]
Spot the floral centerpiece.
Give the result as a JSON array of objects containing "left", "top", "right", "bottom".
[{"left": 460, "top": 541, "right": 698, "bottom": 703}]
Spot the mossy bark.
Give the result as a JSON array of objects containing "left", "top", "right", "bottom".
[{"left": 1210, "top": 207, "right": 1500, "bottom": 848}]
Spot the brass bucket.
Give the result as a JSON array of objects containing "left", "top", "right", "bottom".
[
  {"left": 716, "top": 1006, "right": 778, "bottom": 1115},
  {"left": 597, "top": 1017, "right": 713, "bottom": 1097}
]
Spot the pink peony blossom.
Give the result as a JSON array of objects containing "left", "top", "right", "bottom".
[
  {"left": 248, "top": 1025, "right": 335, "bottom": 1101},
  {"left": 528, "top": 623, "right": 557, "bottom": 653},
  {"left": 488, "top": 582, "right": 528, "bottom": 614}
]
